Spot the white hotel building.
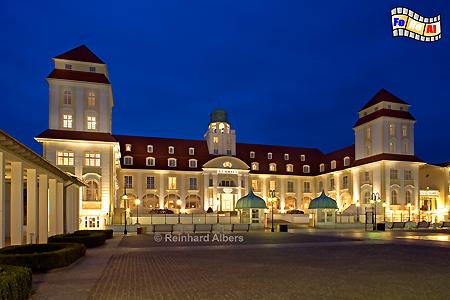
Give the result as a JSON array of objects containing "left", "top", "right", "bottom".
[{"left": 34, "top": 45, "right": 450, "bottom": 229}]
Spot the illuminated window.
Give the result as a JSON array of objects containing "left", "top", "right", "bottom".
[
  {"left": 63, "top": 90, "right": 72, "bottom": 105},
  {"left": 250, "top": 151, "right": 255, "bottom": 158},
  {"left": 329, "top": 178, "right": 335, "bottom": 190},
  {"left": 300, "top": 154, "right": 306, "bottom": 161},
  {"left": 331, "top": 160, "right": 336, "bottom": 170},
  {"left": 287, "top": 181, "right": 294, "bottom": 193},
  {"left": 89, "top": 66, "right": 96, "bottom": 72},
  {"left": 124, "top": 175, "right": 133, "bottom": 188},
  {"left": 269, "top": 180, "right": 276, "bottom": 191},
  {"left": 146, "top": 176, "right": 155, "bottom": 189},
  {"left": 251, "top": 180, "right": 258, "bottom": 191},
  {"left": 168, "top": 158, "right": 177, "bottom": 167},
  {"left": 85, "top": 180, "right": 100, "bottom": 201},
  {"left": 389, "top": 124, "right": 395, "bottom": 137},
  {"left": 269, "top": 163, "right": 277, "bottom": 171},
  {"left": 363, "top": 191, "right": 371, "bottom": 204},
  {"left": 286, "top": 164, "right": 293, "bottom": 172},
  {"left": 168, "top": 177, "right": 177, "bottom": 189},
  {"left": 303, "top": 181, "right": 311, "bottom": 193},
  {"left": 319, "top": 163, "right": 325, "bottom": 172},
  {"left": 189, "top": 177, "right": 198, "bottom": 190},
  {"left": 402, "top": 125, "right": 408, "bottom": 137},
  {"left": 85, "top": 153, "right": 100, "bottom": 167},
  {"left": 146, "top": 157, "right": 155, "bottom": 166},
  {"left": 189, "top": 159, "right": 197, "bottom": 168},
  {"left": 405, "top": 190, "right": 412, "bottom": 204},
  {"left": 123, "top": 156, "right": 133, "bottom": 165},
  {"left": 87, "top": 92, "right": 96, "bottom": 106},
  {"left": 303, "top": 165, "right": 310, "bottom": 173},
  {"left": 251, "top": 162, "right": 259, "bottom": 171},
  {"left": 87, "top": 116, "right": 96, "bottom": 130},
  {"left": 267, "top": 153, "right": 272, "bottom": 159},
  {"left": 125, "top": 144, "right": 132, "bottom": 151},
  {"left": 65, "top": 64, "right": 72, "bottom": 70},
  {"left": 284, "top": 154, "right": 289, "bottom": 160},
  {"left": 57, "top": 151, "right": 74, "bottom": 166},
  {"left": 404, "top": 170, "right": 412, "bottom": 180},
  {"left": 342, "top": 176, "right": 348, "bottom": 189},
  {"left": 213, "top": 137, "right": 219, "bottom": 144},
  {"left": 63, "top": 114, "right": 72, "bottom": 128},
  {"left": 189, "top": 147, "right": 195, "bottom": 155},
  {"left": 168, "top": 146, "right": 174, "bottom": 154},
  {"left": 147, "top": 145, "right": 153, "bottom": 153},
  {"left": 390, "top": 169, "right": 398, "bottom": 180},
  {"left": 344, "top": 157, "right": 350, "bottom": 167},
  {"left": 391, "top": 190, "right": 398, "bottom": 205},
  {"left": 223, "top": 161, "right": 232, "bottom": 168}
]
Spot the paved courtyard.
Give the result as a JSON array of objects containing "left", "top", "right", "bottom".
[{"left": 32, "top": 230, "right": 450, "bottom": 300}]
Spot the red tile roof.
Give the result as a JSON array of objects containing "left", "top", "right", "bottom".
[
  {"left": 360, "top": 89, "right": 409, "bottom": 111},
  {"left": 352, "top": 153, "right": 423, "bottom": 167},
  {"left": 47, "top": 69, "right": 110, "bottom": 84},
  {"left": 54, "top": 45, "right": 105, "bottom": 64},
  {"left": 36, "top": 129, "right": 117, "bottom": 143},
  {"left": 353, "top": 109, "right": 415, "bottom": 127}
]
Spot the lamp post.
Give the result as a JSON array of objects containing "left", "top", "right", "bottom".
[
  {"left": 407, "top": 202, "right": 412, "bottom": 221},
  {"left": 382, "top": 202, "right": 387, "bottom": 222},
  {"left": 356, "top": 201, "right": 360, "bottom": 223},
  {"left": 269, "top": 189, "right": 276, "bottom": 232},
  {"left": 177, "top": 199, "right": 182, "bottom": 224},
  {"left": 123, "top": 190, "right": 128, "bottom": 235},
  {"left": 135, "top": 198, "right": 141, "bottom": 225},
  {"left": 371, "top": 192, "right": 381, "bottom": 231}
]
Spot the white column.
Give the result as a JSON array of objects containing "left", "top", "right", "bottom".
[
  {"left": 212, "top": 173, "right": 218, "bottom": 205},
  {"left": 352, "top": 169, "right": 360, "bottom": 203},
  {"left": 297, "top": 178, "right": 302, "bottom": 209},
  {"left": 75, "top": 87, "right": 84, "bottom": 131},
  {"left": 243, "top": 174, "right": 249, "bottom": 195},
  {"left": 159, "top": 173, "right": 164, "bottom": 208},
  {"left": 26, "top": 169, "right": 38, "bottom": 243},
  {"left": 48, "top": 179, "right": 57, "bottom": 236},
  {"left": 413, "top": 167, "right": 419, "bottom": 214},
  {"left": 65, "top": 185, "right": 72, "bottom": 233},
  {"left": 203, "top": 173, "right": 209, "bottom": 210},
  {"left": 280, "top": 178, "right": 285, "bottom": 212},
  {"left": 335, "top": 173, "right": 341, "bottom": 208},
  {"left": 57, "top": 182, "right": 64, "bottom": 234},
  {"left": 0, "top": 152, "right": 5, "bottom": 248},
  {"left": 10, "top": 162, "right": 24, "bottom": 245},
  {"left": 180, "top": 174, "right": 186, "bottom": 209},
  {"left": 237, "top": 174, "right": 242, "bottom": 199},
  {"left": 262, "top": 177, "right": 267, "bottom": 201},
  {"left": 137, "top": 173, "right": 142, "bottom": 199},
  {"left": 38, "top": 174, "right": 48, "bottom": 243},
  {"left": 74, "top": 186, "right": 80, "bottom": 231}
]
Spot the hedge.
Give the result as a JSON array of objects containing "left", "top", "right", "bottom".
[
  {"left": 0, "top": 265, "right": 32, "bottom": 300},
  {"left": 48, "top": 231, "right": 106, "bottom": 248},
  {"left": 0, "top": 243, "right": 86, "bottom": 272},
  {"left": 75, "top": 229, "right": 113, "bottom": 239}
]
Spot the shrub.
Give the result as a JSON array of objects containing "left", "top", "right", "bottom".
[
  {"left": 75, "top": 229, "right": 113, "bottom": 239},
  {"left": 49, "top": 231, "right": 106, "bottom": 248},
  {"left": 0, "top": 265, "right": 32, "bottom": 300},
  {"left": 0, "top": 243, "right": 85, "bottom": 272},
  {"left": 286, "top": 210, "right": 305, "bottom": 214}
]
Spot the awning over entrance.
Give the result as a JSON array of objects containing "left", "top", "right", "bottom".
[{"left": 236, "top": 189, "right": 267, "bottom": 209}]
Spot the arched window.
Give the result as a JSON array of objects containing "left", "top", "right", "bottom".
[
  {"left": 123, "top": 156, "right": 133, "bottom": 166},
  {"left": 319, "top": 163, "right": 325, "bottom": 172},
  {"left": 168, "top": 158, "right": 177, "bottom": 167},
  {"left": 142, "top": 194, "right": 159, "bottom": 210},
  {"left": 168, "top": 146, "right": 175, "bottom": 154},
  {"left": 269, "top": 163, "right": 277, "bottom": 171},
  {"left": 185, "top": 195, "right": 201, "bottom": 209},
  {"left": 147, "top": 145, "right": 153, "bottom": 153},
  {"left": 63, "top": 90, "right": 72, "bottom": 105},
  {"left": 85, "top": 180, "right": 100, "bottom": 201},
  {"left": 331, "top": 160, "right": 336, "bottom": 170},
  {"left": 285, "top": 196, "right": 296, "bottom": 210},
  {"left": 363, "top": 191, "right": 371, "bottom": 204},
  {"left": 251, "top": 162, "right": 259, "bottom": 171},
  {"left": 164, "top": 194, "right": 180, "bottom": 209},
  {"left": 303, "top": 165, "right": 310, "bottom": 173},
  {"left": 343, "top": 157, "right": 350, "bottom": 167},
  {"left": 286, "top": 164, "right": 293, "bottom": 172},
  {"left": 405, "top": 190, "right": 412, "bottom": 204},
  {"left": 250, "top": 151, "right": 255, "bottom": 158},
  {"left": 267, "top": 152, "right": 273, "bottom": 159},
  {"left": 146, "top": 157, "right": 155, "bottom": 166},
  {"left": 391, "top": 190, "right": 398, "bottom": 205}
]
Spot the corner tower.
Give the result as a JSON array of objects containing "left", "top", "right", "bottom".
[
  {"left": 47, "top": 45, "right": 114, "bottom": 133},
  {"left": 204, "top": 109, "right": 236, "bottom": 156}
]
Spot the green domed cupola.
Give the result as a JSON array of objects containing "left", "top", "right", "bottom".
[{"left": 210, "top": 109, "right": 228, "bottom": 123}]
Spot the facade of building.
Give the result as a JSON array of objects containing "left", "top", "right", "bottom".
[{"left": 35, "top": 45, "right": 450, "bottom": 229}]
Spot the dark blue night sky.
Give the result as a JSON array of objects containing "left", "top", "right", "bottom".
[{"left": 0, "top": 1, "right": 449, "bottom": 163}]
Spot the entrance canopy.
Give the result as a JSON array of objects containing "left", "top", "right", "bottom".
[
  {"left": 308, "top": 192, "right": 338, "bottom": 209},
  {"left": 236, "top": 189, "right": 267, "bottom": 209}
]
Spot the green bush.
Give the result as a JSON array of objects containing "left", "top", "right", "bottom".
[
  {"left": 49, "top": 231, "right": 106, "bottom": 248},
  {"left": 75, "top": 229, "right": 113, "bottom": 239},
  {"left": 0, "top": 243, "right": 85, "bottom": 272},
  {"left": 0, "top": 265, "right": 32, "bottom": 300}
]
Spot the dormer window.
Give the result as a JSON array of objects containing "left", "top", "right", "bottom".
[
  {"left": 168, "top": 158, "right": 177, "bottom": 167},
  {"left": 146, "top": 157, "right": 155, "bottom": 166},
  {"left": 123, "top": 156, "right": 133, "bottom": 166},
  {"left": 189, "top": 148, "right": 195, "bottom": 155},
  {"left": 269, "top": 163, "right": 277, "bottom": 171},
  {"left": 125, "top": 144, "right": 132, "bottom": 152},
  {"left": 284, "top": 154, "right": 289, "bottom": 161},
  {"left": 320, "top": 163, "right": 325, "bottom": 172},
  {"left": 189, "top": 159, "right": 197, "bottom": 168},
  {"left": 286, "top": 164, "right": 293, "bottom": 172},
  {"left": 89, "top": 66, "right": 96, "bottom": 72},
  {"left": 300, "top": 155, "right": 305, "bottom": 161},
  {"left": 344, "top": 157, "right": 350, "bottom": 167},
  {"left": 65, "top": 64, "right": 72, "bottom": 70},
  {"left": 168, "top": 146, "right": 174, "bottom": 154},
  {"left": 303, "top": 165, "right": 310, "bottom": 173},
  {"left": 267, "top": 152, "right": 272, "bottom": 159},
  {"left": 250, "top": 151, "right": 255, "bottom": 158},
  {"left": 147, "top": 145, "right": 153, "bottom": 153},
  {"left": 251, "top": 162, "right": 259, "bottom": 171},
  {"left": 331, "top": 160, "right": 336, "bottom": 170}
]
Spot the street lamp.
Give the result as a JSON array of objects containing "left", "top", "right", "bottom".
[
  {"left": 371, "top": 192, "right": 381, "bottom": 230},
  {"left": 407, "top": 202, "right": 412, "bottom": 221},
  {"left": 123, "top": 191, "right": 128, "bottom": 235},
  {"left": 135, "top": 198, "right": 141, "bottom": 225},
  {"left": 382, "top": 202, "right": 387, "bottom": 222},
  {"left": 176, "top": 199, "right": 182, "bottom": 224},
  {"left": 356, "top": 201, "right": 360, "bottom": 222},
  {"left": 269, "top": 190, "right": 276, "bottom": 232}
]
